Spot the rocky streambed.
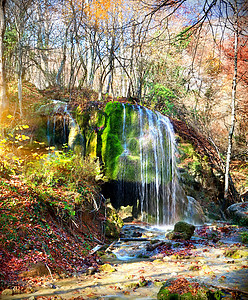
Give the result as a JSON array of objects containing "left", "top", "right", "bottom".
[{"left": 1, "top": 222, "right": 248, "bottom": 300}]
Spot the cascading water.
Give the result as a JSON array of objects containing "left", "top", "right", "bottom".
[
  {"left": 38, "top": 100, "right": 204, "bottom": 225},
  {"left": 113, "top": 104, "right": 182, "bottom": 225},
  {"left": 40, "top": 100, "right": 84, "bottom": 152}
]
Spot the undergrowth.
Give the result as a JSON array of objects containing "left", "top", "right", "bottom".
[{"left": 24, "top": 148, "right": 103, "bottom": 214}]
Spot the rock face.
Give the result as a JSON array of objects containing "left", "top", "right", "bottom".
[
  {"left": 227, "top": 202, "right": 248, "bottom": 225},
  {"left": 167, "top": 221, "right": 195, "bottom": 240},
  {"left": 184, "top": 196, "right": 206, "bottom": 224}
]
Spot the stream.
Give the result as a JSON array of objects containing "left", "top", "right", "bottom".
[{"left": 2, "top": 222, "right": 248, "bottom": 300}]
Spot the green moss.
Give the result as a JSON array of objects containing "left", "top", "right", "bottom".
[
  {"left": 224, "top": 248, "right": 248, "bottom": 259},
  {"left": 86, "top": 133, "right": 97, "bottom": 157},
  {"left": 101, "top": 102, "right": 124, "bottom": 179},
  {"left": 102, "top": 132, "right": 123, "bottom": 179},
  {"left": 104, "top": 202, "right": 123, "bottom": 238},
  {"left": 157, "top": 287, "right": 209, "bottom": 300},
  {"left": 75, "top": 107, "right": 91, "bottom": 129}
]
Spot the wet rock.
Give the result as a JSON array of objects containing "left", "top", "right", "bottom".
[
  {"left": 86, "top": 266, "right": 97, "bottom": 275},
  {"left": 132, "top": 231, "right": 142, "bottom": 237},
  {"left": 1, "top": 289, "right": 13, "bottom": 296},
  {"left": 167, "top": 221, "right": 195, "bottom": 240},
  {"left": 146, "top": 241, "right": 167, "bottom": 251},
  {"left": 206, "top": 202, "right": 222, "bottom": 221},
  {"left": 104, "top": 203, "right": 124, "bottom": 238},
  {"left": 227, "top": 202, "right": 248, "bottom": 225},
  {"left": 185, "top": 196, "right": 206, "bottom": 224}
]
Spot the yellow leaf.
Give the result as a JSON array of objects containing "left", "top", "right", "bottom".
[
  {"left": 21, "top": 135, "right": 30, "bottom": 140},
  {"left": 7, "top": 115, "right": 13, "bottom": 119}
]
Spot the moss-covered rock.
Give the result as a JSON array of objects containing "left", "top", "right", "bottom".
[
  {"left": 227, "top": 202, "right": 248, "bottom": 226},
  {"left": 104, "top": 202, "right": 124, "bottom": 239},
  {"left": 157, "top": 278, "right": 209, "bottom": 300},
  {"left": 224, "top": 248, "right": 248, "bottom": 259},
  {"left": 167, "top": 221, "right": 195, "bottom": 240}
]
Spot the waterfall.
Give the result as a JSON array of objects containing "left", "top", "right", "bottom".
[
  {"left": 114, "top": 104, "right": 180, "bottom": 225},
  {"left": 40, "top": 100, "right": 84, "bottom": 152}
]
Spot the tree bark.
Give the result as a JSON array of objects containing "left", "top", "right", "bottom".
[
  {"left": 0, "top": 0, "right": 7, "bottom": 117},
  {"left": 224, "top": 0, "right": 238, "bottom": 205},
  {"left": 17, "top": 37, "right": 23, "bottom": 118}
]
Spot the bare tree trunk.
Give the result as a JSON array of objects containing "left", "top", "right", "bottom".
[
  {"left": 224, "top": 1, "right": 238, "bottom": 205},
  {"left": 0, "top": 0, "right": 7, "bottom": 117},
  {"left": 106, "top": 34, "right": 115, "bottom": 95},
  {"left": 17, "top": 38, "right": 23, "bottom": 118}
]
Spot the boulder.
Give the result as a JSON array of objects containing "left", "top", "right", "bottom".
[
  {"left": 157, "top": 278, "right": 208, "bottom": 300},
  {"left": 227, "top": 202, "right": 248, "bottom": 225},
  {"left": 157, "top": 278, "right": 225, "bottom": 300},
  {"left": 167, "top": 221, "right": 195, "bottom": 240}
]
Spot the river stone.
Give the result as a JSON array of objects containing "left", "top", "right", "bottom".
[
  {"left": 227, "top": 202, "right": 248, "bottom": 225},
  {"left": 167, "top": 221, "right": 195, "bottom": 240}
]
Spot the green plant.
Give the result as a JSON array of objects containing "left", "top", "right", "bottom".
[
  {"left": 174, "top": 27, "right": 192, "bottom": 50},
  {"left": 25, "top": 149, "right": 103, "bottom": 214},
  {"left": 0, "top": 115, "right": 30, "bottom": 178},
  {"left": 240, "top": 232, "right": 248, "bottom": 243},
  {"left": 146, "top": 84, "right": 177, "bottom": 116}
]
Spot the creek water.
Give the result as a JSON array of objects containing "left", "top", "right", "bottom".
[{"left": 4, "top": 222, "right": 248, "bottom": 300}]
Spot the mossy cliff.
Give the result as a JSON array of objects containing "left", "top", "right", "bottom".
[
  {"left": 101, "top": 102, "right": 173, "bottom": 184},
  {"left": 37, "top": 101, "right": 173, "bottom": 186},
  {"left": 36, "top": 100, "right": 207, "bottom": 224},
  {"left": 75, "top": 106, "right": 105, "bottom": 158},
  {"left": 101, "top": 102, "right": 125, "bottom": 179}
]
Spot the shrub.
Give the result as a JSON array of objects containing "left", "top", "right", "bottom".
[
  {"left": 240, "top": 232, "right": 248, "bottom": 244},
  {"left": 25, "top": 149, "right": 103, "bottom": 205}
]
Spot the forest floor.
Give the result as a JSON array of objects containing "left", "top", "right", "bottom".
[
  {"left": 1, "top": 220, "right": 248, "bottom": 300},
  {"left": 0, "top": 174, "right": 247, "bottom": 299},
  {"left": 0, "top": 175, "right": 105, "bottom": 296}
]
